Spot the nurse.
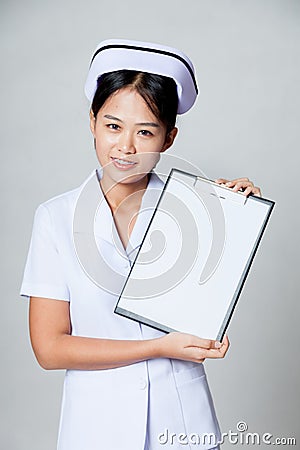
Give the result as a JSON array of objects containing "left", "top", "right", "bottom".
[{"left": 21, "top": 39, "right": 261, "bottom": 450}]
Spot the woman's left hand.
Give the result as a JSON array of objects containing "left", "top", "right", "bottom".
[{"left": 215, "top": 177, "right": 262, "bottom": 197}]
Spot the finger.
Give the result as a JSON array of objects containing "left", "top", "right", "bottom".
[
  {"left": 204, "top": 346, "right": 228, "bottom": 359},
  {"left": 201, "top": 348, "right": 223, "bottom": 358},
  {"left": 232, "top": 185, "right": 247, "bottom": 192},
  {"left": 225, "top": 179, "right": 251, "bottom": 189},
  {"left": 223, "top": 334, "right": 230, "bottom": 346},
  {"left": 243, "top": 186, "right": 254, "bottom": 196},
  {"left": 183, "top": 347, "right": 207, "bottom": 362},
  {"left": 220, "top": 335, "right": 230, "bottom": 352},
  {"left": 204, "top": 336, "right": 230, "bottom": 359},
  {"left": 243, "top": 185, "right": 262, "bottom": 197},
  {"left": 218, "top": 336, "right": 230, "bottom": 356},
  {"left": 218, "top": 334, "right": 229, "bottom": 347},
  {"left": 187, "top": 336, "right": 216, "bottom": 350},
  {"left": 182, "top": 332, "right": 223, "bottom": 350},
  {"left": 226, "top": 177, "right": 249, "bottom": 184},
  {"left": 215, "top": 178, "right": 229, "bottom": 185},
  {"left": 231, "top": 181, "right": 254, "bottom": 192},
  {"left": 174, "top": 332, "right": 212, "bottom": 350},
  {"left": 252, "top": 186, "right": 262, "bottom": 197}
]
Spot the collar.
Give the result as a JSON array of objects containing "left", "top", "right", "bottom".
[{"left": 73, "top": 169, "right": 165, "bottom": 290}]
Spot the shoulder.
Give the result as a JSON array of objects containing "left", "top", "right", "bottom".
[
  {"left": 31, "top": 171, "right": 98, "bottom": 235},
  {"left": 36, "top": 170, "right": 98, "bottom": 217}
]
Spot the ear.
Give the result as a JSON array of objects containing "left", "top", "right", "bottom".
[
  {"left": 161, "top": 127, "right": 178, "bottom": 152},
  {"left": 89, "top": 109, "right": 96, "bottom": 137}
]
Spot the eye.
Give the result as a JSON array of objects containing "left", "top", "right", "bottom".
[
  {"left": 107, "top": 123, "right": 120, "bottom": 130},
  {"left": 138, "top": 130, "right": 153, "bottom": 136}
]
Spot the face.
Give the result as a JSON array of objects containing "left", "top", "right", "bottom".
[{"left": 90, "top": 87, "right": 177, "bottom": 189}]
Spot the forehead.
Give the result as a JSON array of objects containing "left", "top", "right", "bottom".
[{"left": 99, "top": 87, "right": 158, "bottom": 120}]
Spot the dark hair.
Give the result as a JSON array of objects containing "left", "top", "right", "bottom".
[{"left": 91, "top": 70, "right": 178, "bottom": 134}]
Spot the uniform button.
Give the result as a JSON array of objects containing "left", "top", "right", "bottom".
[{"left": 139, "top": 378, "right": 148, "bottom": 390}]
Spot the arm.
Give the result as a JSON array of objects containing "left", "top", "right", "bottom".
[{"left": 29, "top": 297, "right": 229, "bottom": 371}]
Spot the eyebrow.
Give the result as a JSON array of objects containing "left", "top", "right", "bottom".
[
  {"left": 136, "top": 122, "right": 160, "bottom": 128},
  {"left": 104, "top": 114, "right": 123, "bottom": 122},
  {"left": 103, "top": 114, "right": 160, "bottom": 128}
]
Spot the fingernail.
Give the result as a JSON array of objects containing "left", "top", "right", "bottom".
[{"left": 215, "top": 341, "right": 222, "bottom": 349}]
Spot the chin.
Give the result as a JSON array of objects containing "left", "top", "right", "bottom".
[
  {"left": 105, "top": 165, "right": 153, "bottom": 185},
  {"left": 115, "top": 172, "right": 149, "bottom": 186}
]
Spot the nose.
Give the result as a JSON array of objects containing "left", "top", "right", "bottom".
[{"left": 118, "top": 131, "right": 135, "bottom": 154}]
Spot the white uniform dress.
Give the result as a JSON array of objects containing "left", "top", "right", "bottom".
[{"left": 20, "top": 169, "right": 221, "bottom": 450}]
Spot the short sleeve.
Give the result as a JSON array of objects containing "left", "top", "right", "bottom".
[{"left": 20, "top": 204, "right": 70, "bottom": 301}]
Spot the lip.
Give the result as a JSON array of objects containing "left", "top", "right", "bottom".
[{"left": 110, "top": 157, "right": 137, "bottom": 170}]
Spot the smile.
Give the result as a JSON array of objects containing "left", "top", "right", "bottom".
[{"left": 111, "top": 157, "right": 137, "bottom": 167}]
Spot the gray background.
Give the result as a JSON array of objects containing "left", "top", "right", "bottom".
[{"left": 1, "top": 0, "right": 299, "bottom": 448}]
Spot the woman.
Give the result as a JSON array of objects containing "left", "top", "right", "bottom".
[{"left": 21, "top": 39, "right": 261, "bottom": 450}]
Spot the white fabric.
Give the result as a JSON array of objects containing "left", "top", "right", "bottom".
[
  {"left": 20, "top": 169, "right": 221, "bottom": 450},
  {"left": 84, "top": 39, "right": 198, "bottom": 114}
]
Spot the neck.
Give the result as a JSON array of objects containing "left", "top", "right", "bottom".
[{"left": 99, "top": 173, "right": 150, "bottom": 210}]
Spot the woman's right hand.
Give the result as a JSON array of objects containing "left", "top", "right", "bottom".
[{"left": 157, "top": 332, "right": 230, "bottom": 363}]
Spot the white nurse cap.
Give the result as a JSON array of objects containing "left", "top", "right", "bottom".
[{"left": 84, "top": 39, "right": 198, "bottom": 114}]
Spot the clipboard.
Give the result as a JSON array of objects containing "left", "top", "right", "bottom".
[{"left": 115, "top": 169, "right": 275, "bottom": 341}]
